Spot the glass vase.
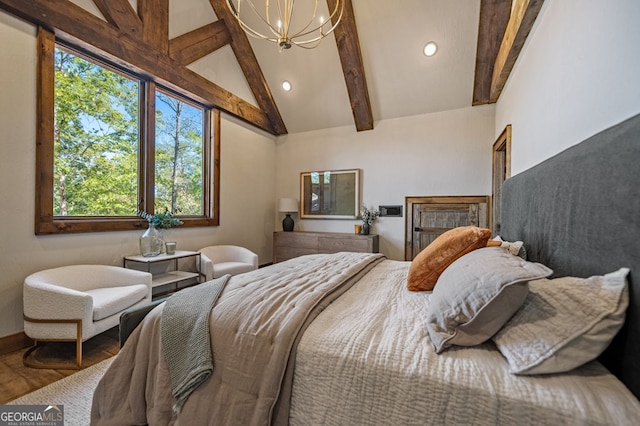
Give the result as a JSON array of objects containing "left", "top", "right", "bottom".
[
  {"left": 361, "top": 223, "right": 370, "bottom": 235},
  {"left": 140, "top": 223, "right": 163, "bottom": 257}
]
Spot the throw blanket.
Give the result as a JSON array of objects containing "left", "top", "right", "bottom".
[
  {"left": 91, "top": 252, "right": 385, "bottom": 425},
  {"left": 160, "top": 274, "right": 230, "bottom": 413}
]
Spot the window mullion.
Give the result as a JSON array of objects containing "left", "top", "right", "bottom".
[
  {"left": 142, "top": 80, "right": 156, "bottom": 215},
  {"left": 211, "top": 109, "right": 220, "bottom": 222}
]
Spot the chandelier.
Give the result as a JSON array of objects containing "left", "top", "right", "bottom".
[{"left": 226, "top": 0, "right": 344, "bottom": 50}]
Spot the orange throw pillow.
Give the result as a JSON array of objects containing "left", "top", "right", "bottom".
[{"left": 407, "top": 226, "right": 492, "bottom": 291}]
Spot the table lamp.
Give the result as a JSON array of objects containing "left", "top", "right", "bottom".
[{"left": 278, "top": 198, "right": 298, "bottom": 232}]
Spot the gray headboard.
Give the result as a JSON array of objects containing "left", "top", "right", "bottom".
[{"left": 501, "top": 112, "right": 640, "bottom": 399}]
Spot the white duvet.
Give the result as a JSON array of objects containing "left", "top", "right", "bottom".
[{"left": 290, "top": 260, "right": 640, "bottom": 425}]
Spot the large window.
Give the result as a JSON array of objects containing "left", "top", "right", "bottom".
[
  {"left": 53, "top": 47, "right": 140, "bottom": 217},
  {"left": 36, "top": 29, "right": 219, "bottom": 234},
  {"left": 154, "top": 90, "right": 204, "bottom": 216}
]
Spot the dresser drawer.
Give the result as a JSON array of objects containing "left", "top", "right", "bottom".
[
  {"left": 274, "top": 246, "right": 318, "bottom": 263},
  {"left": 273, "top": 231, "right": 379, "bottom": 263},
  {"left": 318, "top": 236, "right": 372, "bottom": 253},
  {"left": 274, "top": 232, "right": 318, "bottom": 249}
]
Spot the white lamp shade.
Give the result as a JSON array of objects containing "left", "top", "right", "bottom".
[{"left": 278, "top": 198, "right": 299, "bottom": 213}]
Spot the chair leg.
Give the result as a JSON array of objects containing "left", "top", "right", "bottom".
[{"left": 23, "top": 316, "right": 83, "bottom": 370}]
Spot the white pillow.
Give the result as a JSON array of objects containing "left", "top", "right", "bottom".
[
  {"left": 426, "top": 247, "right": 553, "bottom": 353},
  {"left": 492, "top": 268, "right": 630, "bottom": 375},
  {"left": 492, "top": 235, "right": 526, "bottom": 259}
]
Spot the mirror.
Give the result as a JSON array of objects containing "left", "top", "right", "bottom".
[{"left": 300, "top": 169, "right": 360, "bottom": 219}]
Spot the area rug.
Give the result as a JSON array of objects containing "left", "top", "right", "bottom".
[{"left": 7, "top": 357, "right": 113, "bottom": 426}]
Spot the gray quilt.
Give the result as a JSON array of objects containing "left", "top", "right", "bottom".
[{"left": 91, "top": 252, "right": 385, "bottom": 425}]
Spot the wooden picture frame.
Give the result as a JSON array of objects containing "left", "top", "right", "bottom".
[{"left": 300, "top": 169, "right": 360, "bottom": 219}]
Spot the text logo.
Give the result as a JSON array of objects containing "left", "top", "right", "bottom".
[{"left": 0, "top": 405, "right": 64, "bottom": 426}]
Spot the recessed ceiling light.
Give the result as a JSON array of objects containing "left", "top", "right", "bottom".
[
  {"left": 282, "top": 81, "right": 292, "bottom": 92},
  {"left": 423, "top": 41, "right": 438, "bottom": 57}
]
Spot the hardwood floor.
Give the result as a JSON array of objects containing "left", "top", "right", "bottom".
[{"left": 0, "top": 327, "right": 119, "bottom": 404}]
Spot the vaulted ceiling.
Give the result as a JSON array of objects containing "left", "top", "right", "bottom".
[{"left": 0, "top": 0, "right": 544, "bottom": 136}]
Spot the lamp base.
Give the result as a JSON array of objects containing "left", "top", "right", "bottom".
[{"left": 282, "top": 214, "right": 294, "bottom": 232}]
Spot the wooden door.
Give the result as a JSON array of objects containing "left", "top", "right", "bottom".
[{"left": 405, "top": 196, "right": 490, "bottom": 260}]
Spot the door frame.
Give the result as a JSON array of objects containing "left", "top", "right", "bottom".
[{"left": 492, "top": 124, "right": 512, "bottom": 235}]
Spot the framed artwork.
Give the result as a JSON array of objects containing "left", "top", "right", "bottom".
[{"left": 300, "top": 169, "right": 360, "bottom": 219}]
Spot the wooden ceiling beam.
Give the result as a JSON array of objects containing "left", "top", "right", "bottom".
[
  {"left": 208, "top": 0, "right": 287, "bottom": 135},
  {"left": 473, "top": 0, "right": 512, "bottom": 106},
  {"left": 138, "top": 0, "right": 169, "bottom": 54},
  {"left": 327, "top": 0, "right": 373, "bottom": 132},
  {"left": 0, "top": 0, "right": 276, "bottom": 134},
  {"left": 92, "top": 0, "right": 143, "bottom": 38},
  {"left": 490, "top": 0, "right": 545, "bottom": 102},
  {"left": 169, "top": 21, "right": 232, "bottom": 66}
]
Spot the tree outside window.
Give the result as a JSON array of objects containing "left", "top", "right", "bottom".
[
  {"left": 53, "top": 48, "right": 139, "bottom": 217},
  {"left": 154, "top": 90, "right": 204, "bottom": 216}
]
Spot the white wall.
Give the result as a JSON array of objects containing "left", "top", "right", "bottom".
[
  {"left": 275, "top": 105, "right": 495, "bottom": 260},
  {"left": 0, "top": 12, "right": 276, "bottom": 338},
  {"left": 496, "top": 0, "right": 640, "bottom": 174}
]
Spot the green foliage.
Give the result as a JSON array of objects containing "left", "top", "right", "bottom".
[
  {"left": 52, "top": 47, "right": 205, "bottom": 218},
  {"left": 136, "top": 209, "right": 184, "bottom": 229},
  {"left": 53, "top": 48, "right": 138, "bottom": 216},
  {"left": 154, "top": 92, "right": 204, "bottom": 215},
  {"left": 360, "top": 206, "right": 380, "bottom": 225}
]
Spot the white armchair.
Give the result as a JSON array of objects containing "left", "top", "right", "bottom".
[
  {"left": 198, "top": 245, "right": 259, "bottom": 280},
  {"left": 23, "top": 265, "right": 152, "bottom": 369}
]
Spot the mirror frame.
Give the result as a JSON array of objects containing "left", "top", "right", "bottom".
[{"left": 299, "top": 169, "right": 360, "bottom": 219}]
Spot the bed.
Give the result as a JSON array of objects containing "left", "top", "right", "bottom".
[{"left": 91, "top": 112, "right": 640, "bottom": 425}]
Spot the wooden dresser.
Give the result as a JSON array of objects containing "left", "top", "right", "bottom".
[{"left": 273, "top": 231, "right": 379, "bottom": 263}]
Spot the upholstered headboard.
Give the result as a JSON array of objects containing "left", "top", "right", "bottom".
[{"left": 501, "top": 112, "right": 640, "bottom": 399}]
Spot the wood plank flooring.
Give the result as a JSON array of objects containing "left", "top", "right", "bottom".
[{"left": 0, "top": 327, "right": 119, "bottom": 404}]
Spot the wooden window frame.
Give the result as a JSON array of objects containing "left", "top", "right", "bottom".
[{"left": 35, "top": 28, "right": 220, "bottom": 234}]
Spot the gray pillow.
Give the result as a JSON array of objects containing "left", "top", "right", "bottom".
[
  {"left": 426, "top": 247, "right": 553, "bottom": 353},
  {"left": 492, "top": 268, "right": 629, "bottom": 375}
]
